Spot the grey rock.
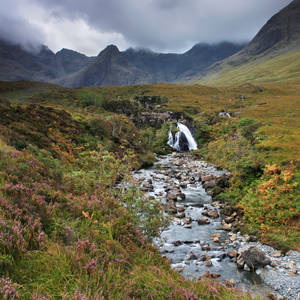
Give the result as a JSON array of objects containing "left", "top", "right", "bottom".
[
  {"left": 239, "top": 246, "right": 271, "bottom": 270},
  {"left": 197, "top": 217, "right": 210, "bottom": 225}
]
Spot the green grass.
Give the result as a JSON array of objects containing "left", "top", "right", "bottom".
[{"left": 197, "top": 51, "right": 300, "bottom": 86}]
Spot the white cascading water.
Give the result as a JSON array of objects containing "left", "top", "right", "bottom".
[
  {"left": 167, "top": 127, "right": 174, "bottom": 147},
  {"left": 168, "top": 122, "right": 197, "bottom": 151}
]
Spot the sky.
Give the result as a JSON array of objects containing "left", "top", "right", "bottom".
[{"left": 0, "top": 0, "right": 293, "bottom": 56}]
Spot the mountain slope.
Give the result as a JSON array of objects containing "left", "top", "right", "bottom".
[
  {"left": 0, "top": 40, "right": 95, "bottom": 83},
  {"left": 196, "top": 0, "right": 300, "bottom": 85},
  {"left": 0, "top": 39, "right": 244, "bottom": 87}
]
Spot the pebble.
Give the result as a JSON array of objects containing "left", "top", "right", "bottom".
[
  {"left": 272, "top": 251, "right": 282, "bottom": 258},
  {"left": 229, "top": 234, "right": 237, "bottom": 242}
]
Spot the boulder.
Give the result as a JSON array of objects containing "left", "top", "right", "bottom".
[
  {"left": 239, "top": 247, "right": 271, "bottom": 270},
  {"left": 202, "top": 209, "right": 219, "bottom": 219},
  {"left": 197, "top": 217, "right": 210, "bottom": 225},
  {"left": 201, "top": 174, "right": 215, "bottom": 182},
  {"left": 203, "top": 180, "right": 216, "bottom": 189}
]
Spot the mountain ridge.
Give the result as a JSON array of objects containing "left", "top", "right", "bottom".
[{"left": 0, "top": 39, "right": 244, "bottom": 87}]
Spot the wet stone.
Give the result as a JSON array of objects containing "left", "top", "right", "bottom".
[
  {"left": 203, "top": 180, "right": 216, "bottom": 189},
  {"left": 186, "top": 252, "right": 198, "bottom": 260},
  {"left": 183, "top": 224, "right": 192, "bottom": 229},
  {"left": 177, "top": 206, "right": 185, "bottom": 212},
  {"left": 191, "top": 203, "right": 204, "bottom": 208},
  {"left": 288, "top": 269, "right": 297, "bottom": 276},
  {"left": 222, "top": 222, "right": 232, "bottom": 231},
  {"left": 173, "top": 241, "right": 182, "bottom": 247},
  {"left": 204, "top": 260, "right": 213, "bottom": 267},
  {"left": 228, "top": 249, "right": 238, "bottom": 258},
  {"left": 229, "top": 234, "right": 237, "bottom": 242},
  {"left": 201, "top": 244, "right": 211, "bottom": 251},
  {"left": 239, "top": 246, "right": 271, "bottom": 270},
  {"left": 175, "top": 212, "right": 186, "bottom": 219},
  {"left": 272, "top": 251, "right": 282, "bottom": 258},
  {"left": 197, "top": 217, "right": 210, "bottom": 225},
  {"left": 202, "top": 209, "right": 219, "bottom": 219},
  {"left": 201, "top": 174, "right": 215, "bottom": 182}
]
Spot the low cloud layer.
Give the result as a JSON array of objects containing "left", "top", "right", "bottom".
[{"left": 0, "top": 0, "right": 293, "bottom": 55}]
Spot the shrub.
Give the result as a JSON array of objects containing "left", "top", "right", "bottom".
[
  {"left": 239, "top": 164, "right": 300, "bottom": 229},
  {"left": 237, "top": 118, "right": 260, "bottom": 143}
]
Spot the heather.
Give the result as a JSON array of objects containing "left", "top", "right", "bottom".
[{"left": 0, "top": 96, "right": 251, "bottom": 299}]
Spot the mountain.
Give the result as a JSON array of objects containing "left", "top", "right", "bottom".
[
  {"left": 196, "top": 0, "right": 300, "bottom": 85},
  {"left": 0, "top": 39, "right": 244, "bottom": 87},
  {"left": 0, "top": 40, "right": 95, "bottom": 83},
  {"left": 56, "top": 42, "right": 244, "bottom": 87}
]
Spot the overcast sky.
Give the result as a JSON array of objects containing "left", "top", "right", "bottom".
[{"left": 0, "top": 0, "right": 293, "bottom": 56}]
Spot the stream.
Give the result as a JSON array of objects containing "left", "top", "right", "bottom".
[{"left": 134, "top": 153, "right": 300, "bottom": 300}]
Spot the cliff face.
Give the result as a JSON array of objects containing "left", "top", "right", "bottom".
[{"left": 241, "top": 0, "right": 300, "bottom": 57}]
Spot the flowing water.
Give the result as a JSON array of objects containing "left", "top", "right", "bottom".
[
  {"left": 134, "top": 153, "right": 300, "bottom": 299},
  {"left": 168, "top": 122, "right": 198, "bottom": 151}
]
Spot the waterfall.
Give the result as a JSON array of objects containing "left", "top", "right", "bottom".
[
  {"left": 167, "top": 126, "right": 174, "bottom": 147},
  {"left": 168, "top": 122, "right": 197, "bottom": 152}
]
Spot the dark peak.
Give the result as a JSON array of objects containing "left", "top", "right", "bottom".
[
  {"left": 98, "top": 44, "right": 120, "bottom": 57},
  {"left": 38, "top": 44, "right": 55, "bottom": 56},
  {"left": 56, "top": 48, "right": 87, "bottom": 58},
  {"left": 244, "top": 0, "right": 300, "bottom": 56}
]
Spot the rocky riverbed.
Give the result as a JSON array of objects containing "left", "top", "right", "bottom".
[{"left": 134, "top": 153, "right": 300, "bottom": 300}]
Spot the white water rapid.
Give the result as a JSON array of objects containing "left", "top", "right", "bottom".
[{"left": 168, "top": 122, "right": 197, "bottom": 151}]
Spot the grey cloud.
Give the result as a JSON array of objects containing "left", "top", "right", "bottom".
[
  {"left": 0, "top": 1, "right": 45, "bottom": 50},
  {"left": 0, "top": 0, "right": 294, "bottom": 54},
  {"left": 34, "top": 0, "right": 293, "bottom": 52}
]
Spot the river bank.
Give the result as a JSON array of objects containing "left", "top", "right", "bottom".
[{"left": 134, "top": 153, "right": 300, "bottom": 300}]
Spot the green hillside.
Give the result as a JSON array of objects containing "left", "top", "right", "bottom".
[{"left": 197, "top": 51, "right": 300, "bottom": 86}]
